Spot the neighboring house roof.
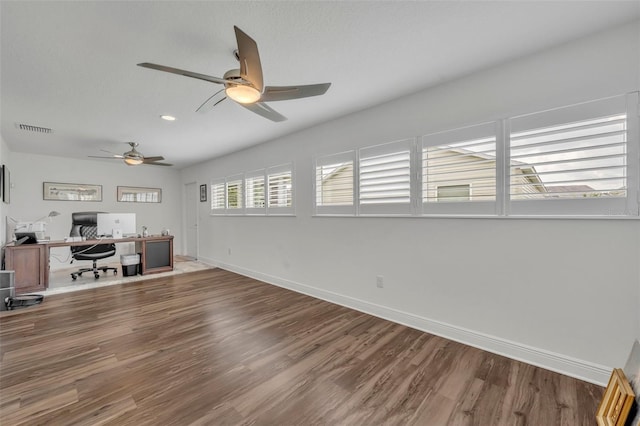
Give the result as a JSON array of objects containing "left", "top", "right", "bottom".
[{"left": 321, "top": 164, "right": 351, "bottom": 182}]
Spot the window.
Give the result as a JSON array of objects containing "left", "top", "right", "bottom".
[
  {"left": 314, "top": 151, "right": 355, "bottom": 215},
  {"left": 210, "top": 178, "right": 225, "bottom": 213},
  {"left": 245, "top": 170, "right": 266, "bottom": 214},
  {"left": 314, "top": 93, "right": 637, "bottom": 217},
  {"left": 267, "top": 164, "right": 294, "bottom": 215},
  {"left": 422, "top": 122, "right": 498, "bottom": 215},
  {"left": 508, "top": 93, "right": 638, "bottom": 216},
  {"left": 511, "top": 116, "right": 626, "bottom": 199},
  {"left": 226, "top": 175, "right": 243, "bottom": 212},
  {"left": 268, "top": 173, "right": 292, "bottom": 207},
  {"left": 359, "top": 139, "right": 414, "bottom": 215},
  {"left": 437, "top": 184, "right": 470, "bottom": 201},
  {"left": 209, "top": 164, "right": 295, "bottom": 216}
]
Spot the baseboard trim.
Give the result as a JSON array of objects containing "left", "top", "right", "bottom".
[{"left": 200, "top": 257, "right": 610, "bottom": 386}]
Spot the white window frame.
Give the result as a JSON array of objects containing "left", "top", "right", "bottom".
[
  {"left": 245, "top": 169, "right": 266, "bottom": 215},
  {"left": 358, "top": 138, "right": 415, "bottom": 216},
  {"left": 267, "top": 163, "right": 295, "bottom": 216},
  {"left": 313, "top": 151, "right": 356, "bottom": 216},
  {"left": 210, "top": 177, "right": 226, "bottom": 215},
  {"left": 507, "top": 93, "right": 639, "bottom": 217},
  {"left": 421, "top": 122, "right": 500, "bottom": 216}
]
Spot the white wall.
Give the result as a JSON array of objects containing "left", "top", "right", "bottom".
[
  {"left": 9, "top": 152, "right": 183, "bottom": 270},
  {"left": 182, "top": 21, "right": 640, "bottom": 385}
]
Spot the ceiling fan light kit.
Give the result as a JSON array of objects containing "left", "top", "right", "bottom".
[
  {"left": 225, "top": 84, "right": 261, "bottom": 104},
  {"left": 137, "top": 25, "right": 331, "bottom": 122},
  {"left": 124, "top": 157, "right": 144, "bottom": 166}
]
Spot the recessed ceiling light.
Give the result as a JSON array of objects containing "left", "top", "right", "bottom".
[{"left": 160, "top": 115, "right": 176, "bottom": 121}]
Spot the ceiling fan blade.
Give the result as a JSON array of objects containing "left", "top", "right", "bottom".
[
  {"left": 142, "top": 159, "right": 173, "bottom": 166},
  {"left": 260, "top": 83, "right": 331, "bottom": 102},
  {"left": 142, "top": 156, "right": 165, "bottom": 162},
  {"left": 196, "top": 89, "right": 227, "bottom": 113},
  {"left": 234, "top": 26, "right": 263, "bottom": 92},
  {"left": 89, "top": 155, "right": 121, "bottom": 160},
  {"left": 99, "top": 149, "right": 124, "bottom": 157},
  {"left": 240, "top": 102, "right": 287, "bottom": 122},
  {"left": 137, "top": 63, "right": 229, "bottom": 85}
]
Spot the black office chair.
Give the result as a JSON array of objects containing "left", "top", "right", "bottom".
[{"left": 70, "top": 212, "right": 118, "bottom": 280}]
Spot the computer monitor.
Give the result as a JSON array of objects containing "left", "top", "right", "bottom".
[
  {"left": 14, "top": 232, "right": 39, "bottom": 245},
  {"left": 96, "top": 213, "right": 136, "bottom": 238}
]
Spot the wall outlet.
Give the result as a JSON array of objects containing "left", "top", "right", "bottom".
[
  {"left": 228, "top": 248, "right": 232, "bottom": 255},
  {"left": 376, "top": 275, "right": 384, "bottom": 288}
]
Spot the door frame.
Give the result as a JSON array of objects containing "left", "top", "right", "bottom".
[{"left": 182, "top": 181, "right": 199, "bottom": 260}]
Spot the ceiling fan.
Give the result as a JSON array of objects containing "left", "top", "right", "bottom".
[
  {"left": 89, "top": 142, "right": 172, "bottom": 166},
  {"left": 137, "top": 26, "right": 331, "bottom": 122}
]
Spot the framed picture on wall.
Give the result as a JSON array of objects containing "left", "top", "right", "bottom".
[
  {"left": 44, "top": 182, "right": 102, "bottom": 201},
  {"left": 200, "top": 184, "right": 207, "bottom": 202},
  {"left": 3, "top": 165, "right": 10, "bottom": 204},
  {"left": 117, "top": 186, "right": 161, "bottom": 203}
]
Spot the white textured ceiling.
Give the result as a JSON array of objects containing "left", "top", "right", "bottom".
[{"left": 2, "top": 1, "right": 639, "bottom": 168}]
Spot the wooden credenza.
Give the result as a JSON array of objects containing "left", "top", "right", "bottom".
[
  {"left": 136, "top": 237, "right": 173, "bottom": 275},
  {"left": 3, "top": 244, "right": 46, "bottom": 293},
  {"left": 4, "top": 235, "right": 174, "bottom": 294}
]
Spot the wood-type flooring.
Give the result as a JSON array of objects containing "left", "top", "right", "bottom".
[{"left": 0, "top": 268, "right": 603, "bottom": 425}]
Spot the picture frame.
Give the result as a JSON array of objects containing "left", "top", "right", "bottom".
[
  {"left": 596, "top": 368, "right": 635, "bottom": 426},
  {"left": 200, "top": 184, "right": 207, "bottom": 202},
  {"left": 43, "top": 181, "right": 101, "bottom": 201},
  {"left": 117, "top": 186, "right": 162, "bottom": 203},
  {"left": 2, "top": 165, "right": 10, "bottom": 204},
  {"left": 0, "top": 165, "right": 4, "bottom": 203}
]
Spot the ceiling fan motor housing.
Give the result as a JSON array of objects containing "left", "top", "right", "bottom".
[
  {"left": 223, "top": 69, "right": 244, "bottom": 85},
  {"left": 125, "top": 151, "right": 143, "bottom": 161}
]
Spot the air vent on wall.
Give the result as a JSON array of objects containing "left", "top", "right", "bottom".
[{"left": 15, "top": 123, "right": 53, "bottom": 134}]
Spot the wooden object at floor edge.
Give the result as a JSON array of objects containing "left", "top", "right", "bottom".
[{"left": 596, "top": 368, "right": 635, "bottom": 426}]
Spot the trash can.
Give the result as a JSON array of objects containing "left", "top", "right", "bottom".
[
  {"left": 0, "top": 271, "right": 15, "bottom": 311},
  {"left": 120, "top": 254, "right": 140, "bottom": 277}
]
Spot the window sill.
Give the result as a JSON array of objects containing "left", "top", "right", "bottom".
[{"left": 312, "top": 213, "right": 640, "bottom": 220}]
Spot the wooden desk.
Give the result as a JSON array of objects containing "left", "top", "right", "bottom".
[{"left": 4, "top": 235, "right": 174, "bottom": 294}]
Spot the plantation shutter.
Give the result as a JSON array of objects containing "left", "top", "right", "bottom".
[
  {"left": 226, "top": 174, "right": 243, "bottom": 213},
  {"left": 422, "top": 122, "right": 498, "bottom": 215},
  {"left": 210, "top": 178, "right": 226, "bottom": 214},
  {"left": 359, "top": 139, "right": 414, "bottom": 215},
  {"left": 314, "top": 151, "right": 355, "bottom": 215},
  {"left": 508, "top": 93, "right": 638, "bottom": 216},
  {"left": 245, "top": 170, "right": 266, "bottom": 214},
  {"left": 267, "top": 163, "right": 294, "bottom": 215}
]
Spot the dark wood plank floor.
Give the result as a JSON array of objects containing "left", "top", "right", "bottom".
[{"left": 0, "top": 268, "right": 602, "bottom": 425}]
